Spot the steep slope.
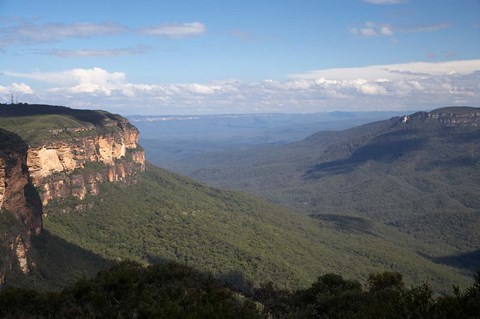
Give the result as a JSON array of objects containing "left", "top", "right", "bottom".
[
  {"left": 0, "top": 104, "right": 472, "bottom": 293},
  {"left": 0, "top": 129, "right": 42, "bottom": 284},
  {"left": 0, "top": 128, "right": 102, "bottom": 292},
  {"left": 0, "top": 104, "right": 145, "bottom": 209},
  {"left": 0, "top": 104, "right": 143, "bottom": 288},
  {"left": 44, "top": 164, "right": 470, "bottom": 291},
  {"left": 130, "top": 111, "right": 408, "bottom": 173},
  {"left": 184, "top": 107, "right": 480, "bottom": 262}
]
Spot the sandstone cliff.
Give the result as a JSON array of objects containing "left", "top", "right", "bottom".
[
  {"left": 0, "top": 104, "right": 146, "bottom": 283},
  {"left": 0, "top": 129, "right": 42, "bottom": 282},
  {"left": 27, "top": 119, "right": 145, "bottom": 207}
]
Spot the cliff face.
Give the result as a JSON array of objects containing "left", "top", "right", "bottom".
[
  {"left": 0, "top": 155, "right": 42, "bottom": 235},
  {"left": 0, "top": 130, "right": 42, "bottom": 281},
  {"left": 26, "top": 120, "right": 145, "bottom": 207},
  {"left": 0, "top": 105, "right": 146, "bottom": 283}
]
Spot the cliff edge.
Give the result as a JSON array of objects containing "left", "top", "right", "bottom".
[{"left": 0, "top": 103, "right": 145, "bottom": 283}]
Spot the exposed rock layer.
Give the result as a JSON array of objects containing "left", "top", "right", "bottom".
[
  {"left": 410, "top": 107, "right": 480, "bottom": 126},
  {"left": 27, "top": 121, "right": 145, "bottom": 206},
  {"left": 0, "top": 130, "right": 42, "bottom": 235},
  {"left": 0, "top": 108, "right": 146, "bottom": 282},
  {"left": 0, "top": 130, "right": 42, "bottom": 278}
]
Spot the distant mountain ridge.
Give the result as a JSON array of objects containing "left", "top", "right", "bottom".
[
  {"left": 130, "top": 110, "right": 410, "bottom": 173},
  {"left": 183, "top": 106, "right": 480, "bottom": 266}
]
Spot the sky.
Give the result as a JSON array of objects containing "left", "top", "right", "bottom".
[{"left": 0, "top": 0, "right": 479, "bottom": 115}]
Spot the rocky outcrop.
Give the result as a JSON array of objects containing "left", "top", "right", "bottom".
[
  {"left": 0, "top": 129, "right": 42, "bottom": 278},
  {"left": 13, "top": 236, "right": 29, "bottom": 274},
  {"left": 26, "top": 120, "right": 145, "bottom": 207},
  {"left": 0, "top": 130, "right": 42, "bottom": 236},
  {"left": 407, "top": 107, "right": 480, "bottom": 127},
  {"left": 0, "top": 106, "right": 147, "bottom": 283}
]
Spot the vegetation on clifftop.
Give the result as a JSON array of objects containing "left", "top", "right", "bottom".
[{"left": 0, "top": 104, "right": 130, "bottom": 145}]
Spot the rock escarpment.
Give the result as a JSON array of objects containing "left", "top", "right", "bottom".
[
  {"left": 27, "top": 119, "right": 145, "bottom": 208},
  {"left": 0, "top": 104, "right": 146, "bottom": 283},
  {"left": 0, "top": 129, "right": 42, "bottom": 282}
]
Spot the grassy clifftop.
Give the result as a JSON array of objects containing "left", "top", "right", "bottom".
[{"left": 0, "top": 104, "right": 129, "bottom": 146}]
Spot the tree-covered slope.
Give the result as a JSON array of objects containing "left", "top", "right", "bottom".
[
  {"left": 0, "top": 104, "right": 473, "bottom": 294},
  {"left": 43, "top": 164, "right": 470, "bottom": 292},
  {"left": 183, "top": 107, "right": 480, "bottom": 257}
]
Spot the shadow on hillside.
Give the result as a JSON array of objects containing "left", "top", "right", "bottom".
[
  {"left": 0, "top": 128, "right": 27, "bottom": 150},
  {"left": 0, "top": 104, "right": 121, "bottom": 125},
  {"left": 0, "top": 129, "right": 43, "bottom": 231},
  {"left": 432, "top": 250, "right": 480, "bottom": 272},
  {"left": 305, "top": 137, "right": 426, "bottom": 179},
  {"left": 144, "top": 254, "right": 170, "bottom": 265},
  {"left": 25, "top": 230, "right": 113, "bottom": 291}
]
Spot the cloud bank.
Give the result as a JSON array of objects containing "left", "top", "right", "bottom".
[{"left": 3, "top": 59, "right": 480, "bottom": 114}]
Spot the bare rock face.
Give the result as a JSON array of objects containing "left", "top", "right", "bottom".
[
  {"left": 26, "top": 121, "right": 145, "bottom": 207},
  {"left": 0, "top": 130, "right": 42, "bottom": 279},
  {"left": 13, "top": 236, "right": 29, "bottom": 274},
  {"left": 0, "top": 131, "right": 42, "bottom": 236},
  {"left": 0, "top": 107, "right": 146, "bottom": 283}
]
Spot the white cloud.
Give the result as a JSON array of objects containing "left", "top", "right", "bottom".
[
  {"left": 291, "top": 59, "right": 480, "bottom": 80},
  {"left": 351, "top": 79, "right": 388, "bottom": 95},
  {"left": 3, "top": 60, "right": 480, "bottom": 114},
  {"left": 0, "top": 83, "right": 33, "bottom": 94},
  {"left": 380, "top": 25, "right": 394, "bottom": 36},
  {"left": 186, "top": 83, "right": 217, "bottom": 94},
  {"left": 5, "top": 67, "right": 126, "bottom": 95},
  {"left": 351, "top": 22, "right": 394, "bottom": 37},
  {"left": 139, "top": 22, "right": 206, "bottom": 38},
  {"left": 11, "top": 83, "right": 33, "bottom": 94}
]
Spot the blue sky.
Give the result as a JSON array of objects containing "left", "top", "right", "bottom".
[{"left": 0, "top": 0, "right": 479, "bottom": 114}]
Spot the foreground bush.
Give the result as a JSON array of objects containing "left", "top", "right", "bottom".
[{"left": 1, "top": 261, "right": 479, "bottom": 318}]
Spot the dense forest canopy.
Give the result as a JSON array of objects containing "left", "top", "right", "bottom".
[{"left": 1, "top": 261, "right": 479, "bottom": 319}]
